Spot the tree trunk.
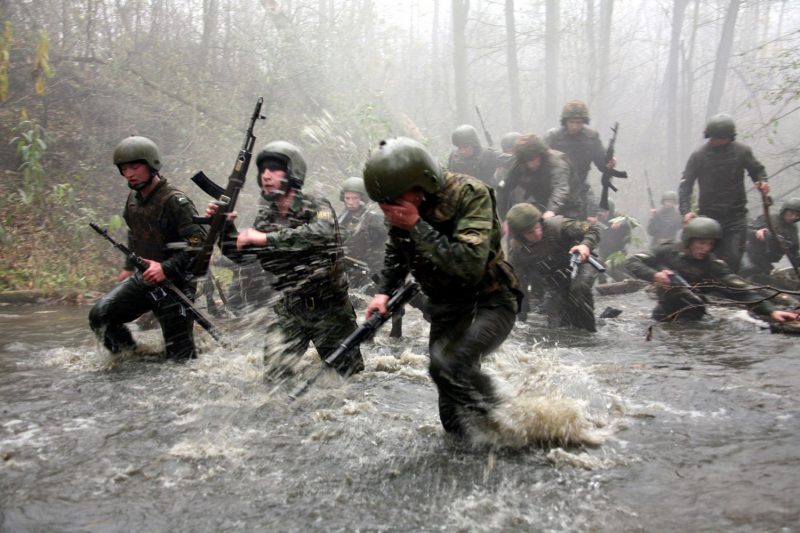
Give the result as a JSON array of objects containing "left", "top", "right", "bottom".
[
  {"left": 585, "top": 0, "right": 596, "bottom": 99},
  {"left": 706, "top": 0, "right": 740, "bottom": 119},
  {"left": 201, "top": 0, "right": 219, "bottom": 70},
  {"left": 505, "top": 0, "right": 522, "bottom": 130},
  {"left": 452, "top": 0, "right": 470, "bottom": 124},
  {"left": 664, "top": 0, "right": 688, "bottom": 181},
  {"left": 595, "top": 0, "right": 614, "bottom": 123},
  {"left": 545, "top": 0, "right": 560, "bottom": 126}
]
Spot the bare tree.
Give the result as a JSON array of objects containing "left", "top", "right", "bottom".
[
  {"left": 452, "top": 0, "right": 469, "bottom": 124},
  {"left": 665, "top": 0, "right": 689, "bottom": 180},
  {"left": 545, "top": 0, "right": 560, "bottom": 125},
  {"left": 505, "top": 0, "right": 522, "bottom": 130},
  {"left": 706, "top": 0, "right": 741, "bottom": 119}
]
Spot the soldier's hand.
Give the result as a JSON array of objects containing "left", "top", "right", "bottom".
[
  {"left": 770, "top": 309, "right": 800, "bottom": 323},
  {"left": 142, "top": 260, "right": 166, "bottom": 284},
  {"left": 569, "top": 244, "right": 590, "bottom": 262},
  {"left": 683, "top": 212, "right": 697, "bottom": 224},
  {"left": 380, "top": 199, "right": 420, "bottom": 230},
  {"left": 650, "top": 208, "right": 657, "bottom": 217},
  {"left": 366, "top": 294, "right": 390, "bottom": 319},
  {"left": 236, "top": 228, "right": 267, "bottom": 250},
  {"left": 606, "top": 157, "right": 617, "bottom": 169},
  {"left": 542, "top": 210, "right": 556, "bottom": 219},
  {"left": 756, "top": 180, "right": 770, "bottom": 195},
  {"left": 755, "top": 228, "right": 768, "bottom": 241},
  {"left": 118, "top": 269, "right": 134, "bottom": 282},
  {"left": 653, "top": 269, "right": 673, "bottom": 287},
  {"left": 205, "top": 202, "right": 238, "bottom": 221}
]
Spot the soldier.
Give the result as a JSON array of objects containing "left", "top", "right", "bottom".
[
  {"left": 647, "top": 191, "right": 683, "bottom": 249},
  {"left": 596, "top": 199, "right": 634, "bottom": 281},
  {"left": 625, "top": 217, "right": 799, "bottom": 323},
  {"left": 206, "top": 141, "right": 364, "bottom": 377},
  {"left": 338, "top": 176, "right": 386, "bottom": 290},
  {"left": 741, "top": 197, "right": 800, "bottom": 288},
  {"left": 493, "top": 131, "right": 521, "bottom": 191},
  {"left": 89, "top": 136, "right": 207, "bottom": 360},
  {"left": 363, "top": 137, "right": 521, "bottom": 436},
  {"left": 679, "top": 114, "right": 769, "bottom": 273},
  {"left": 505, "top": 203, "right": 600, "bottom": 332},
  {"left": 544, "top": 100, "right": 618, "bottom": 220},
  {"left": 446, "top": 124, "right": 500, "bottom": 187},
  {"left": 496, "top": 134, "right": 574, "bottom": 219}
]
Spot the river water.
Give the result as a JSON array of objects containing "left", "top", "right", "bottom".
[{"left": 1, "top": 291, "right": 799, "bottom": 531}]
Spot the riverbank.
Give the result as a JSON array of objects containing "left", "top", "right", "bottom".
[{"left": 0, "top": 289, "right": 101, "bottom": 305}]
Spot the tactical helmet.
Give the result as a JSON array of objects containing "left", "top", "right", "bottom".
[
  {"left": 500, "top": 131, "right": 521, "bottom": 153},
  {"left": 340, "top": 176, "right": 368, "bottom": 201},
  {"left": 781, "top": 197, "right": 800, "bottom": 215},
  {"left": 661, "top": 191, "right": 678, "bottom": 204},
  {"left": 506, "top": 203, "right": 542, "bottom": 237},
  {"left": 682, "top": 216, "right": 722, "bottom": 247},
  {"left": 363, "top": 137, "right": 444, "bottom": 202},
  {"left": 560, "top": 100, "right": 590, "bottom": 126},
  {"left": 704, "top": 114, "right": 737, "bottom": 139},
  {"left": 451, "top": 124, "right": 481, "bottom": 149},
  {"left": 256, "top": 141, "right": 307, "bottom": 189},
  {"left": 513, "top": 134, "right": 548, "bottom": 163},
  {"left": 113, "top": 136, "right": 162, "bottom": 173}
]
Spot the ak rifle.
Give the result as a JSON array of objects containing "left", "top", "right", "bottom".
[
  {"left": 89, "top": 222, "right": 224, "bottom": 344},
  {"left": 570, "top": 251, "right": 606, "bottom": 279},
  {"left": 644, "top": 170, "right": 655, "bottom": 210},
  {"left": 288, "top": 279, "right": 420, "bottom": 401},
  {"left": 598, "top": 122, "right": 628, "bottom": 211},
  {"left": 474, "top": 105, "right": 494, "bottom": 148},
  {"left": 191, "top": 97, "right": 265, "bottom": 277}
]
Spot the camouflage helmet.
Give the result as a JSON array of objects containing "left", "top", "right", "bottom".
[
  {"left": 506, "top": 203, "right": 542, "bottom": 237},
  {"left": 704, "top": 114, "right": 737, "bottom": 139},
  {"left": 513, "top": 134, "right": 549, "bottom": 163},
  {"left": 363, "top": 137, "right": 444, "bottom": 202},
  {"left": 340, "top": 176, "right": 368, "bottom": 201},
  {"left": 682, "top": 216, "right": 722, "bottom": 247},
  {"left": 560, "top": 100, "right": 590, "bottom": 125},
  {"left": 451, "top": 124, "right": 481, "bottom": 148},
  {"left": 781, "top": 197, "right": 800, "bottom": 215},
  {"left": 113, "top": 136, "right": 162, "bottom": 173},
  {"left": 500, "top": 131, "right": 521, "bottom": 153},
  {"left": 661, "top": 190, "right": 678, "bottom": 204},
  {"left": 256, "top": 141, "right": 307, "bottom": 189}
]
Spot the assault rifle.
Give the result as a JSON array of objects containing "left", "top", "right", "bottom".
[
  {"left": 288, "top": 279, "right": 420, "bottom": 401},
  {"left": 644, "top": 170, "right": 655, "bottom": 210},
  {"left": 89, "top": 222, "right": 224, "bottom": 344},
  {"left": 570, "top": 251, "right": 607, "bottom": 280},
  {"left": 598, "top": 122, "right": 628, "bottom": 211},
  {"left": 668, "top": 272, "right": 706, "bottom": 307},
  {"left": 474, "top": 105, "right": 494, "bottom": 148},
  {"left": 191, "top": 97, "right": 265, "bottom": 277}
]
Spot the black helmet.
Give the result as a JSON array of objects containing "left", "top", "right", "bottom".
[
  {"left": 500, "top": 131, "right": 521, "bottom": 153},
  {"left": 704, "top": 114, "right": 736, "bottom": 139},
  {"left": 363, "top": 137, "right": 444, "bottom": 202},
  {"left": 682, "top": 216, "right": 722, "bottom": 247},
  {"left": 256, "top": 141, "right": 307, "bottom": 189},
  {"left": 113, "top": 136, "right": 162, "bottom": 173},
  {"left": 506, "top": 203, "right": 542, "bottom": 237},
  {"left": 451, "top": 124, "right": 481, "bottom": 149}
]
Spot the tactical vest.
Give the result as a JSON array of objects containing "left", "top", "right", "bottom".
[{"left": 123, "top": 180, "right": 184, "bottom": 263}]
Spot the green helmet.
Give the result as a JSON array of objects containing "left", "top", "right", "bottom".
[
  {"left": 113, "top": 136, "right": 162, "bottom": 173},
  {"left": 513, "top": 134, "right": 548, "bottom": 163},
  {"left": 451, "top": 124, "right": 481, "bottom": 148},
  {"left": 506, "top": 203, "right": 542, "bottom": 237},
  {"left": 560, "top": 100, "right": 590, "bottom": 125},
  {"left": 500, "top": 131, "right": 521, "bottom": 153},
  {"left": 256, "top": 141, "right": 307, "bottom": 189},
  {"left": 363, "top": 137, "right": 444, "bottom": 202},
  {"left": 781, "top": 197, "right": 800, "bottom": 215},
  {"left": 704, "top": 114, "right": 736, "bottom": 139},
  {"left": 661, "top": 191, "right": 678, "bottom": 203},
  {"left": 340, "top": 176, "right": 368, "bottom": 201},
  {"left": 682, "top": 216, "right": 722, "bottom": 247}
]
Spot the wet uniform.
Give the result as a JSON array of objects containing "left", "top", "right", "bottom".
[
  {"left": 742, "top": 213, "right": 800, "bottom": 289},
  {"left": 647, "top": 206, "right": 683, "bottom": 249},
  {"left": 544, "top": 126, "right": 607, "bottom": 219},
  {"left": 338, "top": 202, "right": 386, "bottom": 290},
  {"left": 447, "top": 146, "right": 500, "bottom": 188},
  {"left": 497, "top": 149, "right": 573, "bottom": 219}
]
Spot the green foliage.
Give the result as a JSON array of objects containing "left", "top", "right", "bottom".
[
  {"left": 11, "top": 115, "right": 47, "bottom": 206},
  {"left": 605, "top": 250, "right": 628, "bottom": 270},
  {"left": 33, "top": 31, "right": 54, "bottom": 95},
  {"left": 0, "top": 21, "right": 12, "bottom": 102}
]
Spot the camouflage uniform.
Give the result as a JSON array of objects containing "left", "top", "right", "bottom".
[
  {"left": 497, "top": 149, "right": 573, "bottom": 219},
  {"left": 678, "top": 141, "right": 766, "bottom": 273},
  {"left": 89, "top": 179, "right": 207, "bottom": 359},
  {"left": 626, "top": 241, "right": 779, "bottom": 321},
  {"left": 507, "top": 215, "right": 600, "bottom": 331}
]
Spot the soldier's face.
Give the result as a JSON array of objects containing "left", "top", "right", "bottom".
[
  {"left": 525, "top": 156, "right": 542, "bottom": 171},
  {"left": 455, "top": 144, "right": 475, "bottom": 158},
  {"left": 343, "top": 192, "right": 362, "bottom": 212},
  {"left": 688, "top": 238, "right": 715, "bottom": 260},
  {"left": 260, "top": 168, "right": 288, "bottom": 195},
  {"left": 522, "top": 224, "right": 543, "bottom": 243},
  {"left": 662, "top": 200, "right": 675, "bottom": 209},
  {"left": 708, "top": 137, "right": 732, "bottom": 147},
  {"left": 566, "top": 118, "right": 584, "bottom": 135},
  {"left": 120, "top": 162, "right": 152, "bottom": 190},
  {"left": 784, "top": 209, "right": 800, "bottom": 224}
]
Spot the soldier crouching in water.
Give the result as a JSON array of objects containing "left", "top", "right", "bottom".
[
  {"left": 505, "top": 203, "right": 600, "bottom": 332},
  {"left": 338, "top": 176, "right": 386, "bottom": 291},
  {"left": 89, "top": 136, "right": 207, "bottom": 360},
  {"left": 625, "top": 216, "right": 800, "bottom": 324},
  {"left": 205, "top": 141, "right": 364, "bottom": 378},
  {"left": 363, "top": 137, "right": 521, "bottom": 436}
]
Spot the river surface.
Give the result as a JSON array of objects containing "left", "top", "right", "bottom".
[{"left": 1, "top": 290, "right": 799, "bottom": 532}]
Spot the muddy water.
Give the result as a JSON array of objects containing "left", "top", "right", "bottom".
[{"left": 1, "top": 292, "right": 798, "bottom": 531}]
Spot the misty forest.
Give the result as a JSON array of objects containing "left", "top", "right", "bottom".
[{"left": 1, "top": 0, "right": 799, "bottom": 294}]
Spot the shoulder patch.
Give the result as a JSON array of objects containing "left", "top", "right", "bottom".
[
  {"left": 188, "top": 234, "right": 203, "bottom": 247},
  {"left": 317, "top": 207, "right": 334, "bottom": 222},
  {"left": 177, "top": 196, "right": 189, "bottom": 204}
]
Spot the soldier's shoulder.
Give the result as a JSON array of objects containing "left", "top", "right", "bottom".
[
  {"left": 544, "top": 127, "right": 564, "bottom": 141},
  {"left": 581, "top": 127, "right": 600, "bottom": 139}
]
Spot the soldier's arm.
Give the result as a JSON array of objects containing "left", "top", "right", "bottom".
[
  {"left": 625, "top": 246, "right": 668, "bottom": 281},
  {"left": 547, "top": 157, "right": 572, "bottom": 214},
  {"left": 410, "top": 184, "right": 494, "bottom": 286},
  {"left": 713, "top": 261, "right": 777, "bottom": 316},
  {"left": 564, "top": 219, "right": 600, "bottom": 251},
  {"left": 591, "top": 135, "right": 608, "bottom": 173},
  {"left": 161, "top": 195, "right": 208, "bottom": 282},
  {"left": 678, "top": 153, "right": 699, "bottom": 215},
  {"left": 378, "top": 232, "right": 410, "bottom": 294},
  {"left": 742, "top": 145, "right": 767, "bottom": 183},
  {"left": 259, "top": 201, "right": 338, "bottom": 260}
]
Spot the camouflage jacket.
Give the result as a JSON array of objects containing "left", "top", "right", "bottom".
[
  {"left": 497, "top": 150, "right": 573, "bottom": 218},
  {"left": 625, "top": 241, "right": 776, "bottom": 316},
  {"left": 679, "top": 141, "right": 766, "bottom": 221},
  {"left": 379, "top": 171, "right": 519, "bottom": 303},
  {"left": 338, "top": 203, "right": 386, "bottom": 271},
  {"left": 507, "top": 216, "right": 600, "bottom": 287},
  {"left": 446, "top": 146, "right": 500, "bottom": 187},
  {"left": 219, "top": 191, "right": 349, "bottom": 299},
  {"left": 123, "top": 178, "right": 206, "bottom": 283}
]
